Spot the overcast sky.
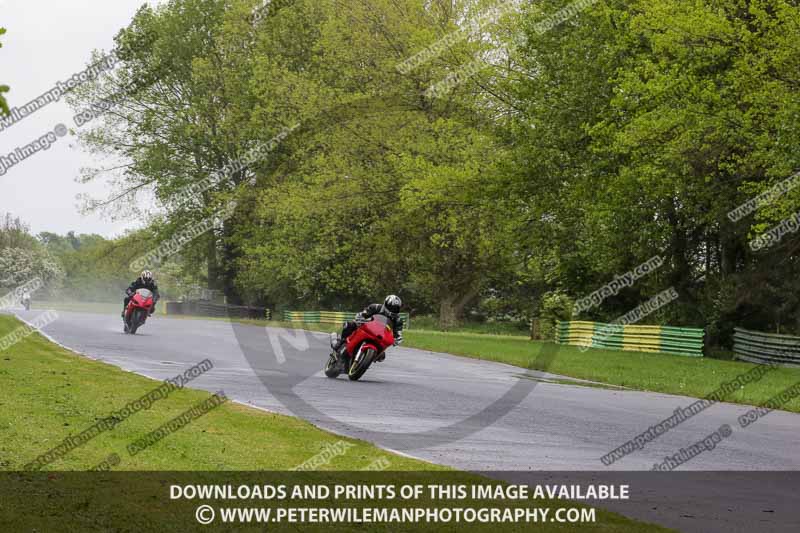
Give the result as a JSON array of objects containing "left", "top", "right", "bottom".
[{"left": 0, "top": 0, "right": 159, "bottom": 238}]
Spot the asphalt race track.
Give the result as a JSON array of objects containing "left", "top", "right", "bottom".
[{"left": 8, "top": 309, "right": 800, "bottom": 532}]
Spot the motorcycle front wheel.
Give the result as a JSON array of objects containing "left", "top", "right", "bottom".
[
  {"left": 348, "top": 348, "right": 376, "bottom": 381},
  {"left": 129, "top": 309, "right": 146, "bottom": 334}
]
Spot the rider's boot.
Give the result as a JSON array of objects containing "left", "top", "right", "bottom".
[
  {"left": 330, "top": 332, "right": 346, "bottom": 352},
  {"left": 331, "top": 333, "right": 353, "bottom": 371}
]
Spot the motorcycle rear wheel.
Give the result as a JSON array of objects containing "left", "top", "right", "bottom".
[{"left": 324, "top": 353, "right": 341, "bottom": 378}]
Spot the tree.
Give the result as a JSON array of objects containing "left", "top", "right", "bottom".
[
  {"left": 498, "top": 0, "right": 800, "bottom": 336},
  {"left": 234, "top": 0, "right": 519, "bottom": 326},
  {"left": 0, "top": 248, "right": 64, "bottom": 292},
  {"left": 69, "top": 0, "right": 250, "bottom": 299},
  {"left": 0, "top": 213, "right": 38, "bottom": 251},
  {"left": 0, "top": 28, "right": 9, "bottom": 115}
]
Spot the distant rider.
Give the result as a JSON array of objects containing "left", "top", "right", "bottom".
[
  {"left": 21, "top": 291, "right": 31, "bottom": 310},
  {"left": 332, "top": 295, "right": 404, "bottom": 361},
  {"left": 122, "top": 270, "right": 160, "bottom": 318}
]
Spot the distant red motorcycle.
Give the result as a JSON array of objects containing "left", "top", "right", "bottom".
[
  {"left": 123, "top": 288, "right": 154, "bottom": 334},
  {"left": 325, "top": 314, "right": 396, "bottom": 381}
]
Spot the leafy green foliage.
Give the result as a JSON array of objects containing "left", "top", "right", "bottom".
[
  {"left": 0, "top": 214, "right": 64, "bottom": 294},
  {"left": 0, "top": 27, "right": 9, "bottom": 116},
  {"left": 60, "top": 0, "right": 800, "bottom": 338},
  {"left": 0, "top": 248, "right": 64, "bottom": 292},
  {"left": 496, "top": 0, "right": 800, "bottom": 340},
  {"left": 0, "top": 214, "right": 38, "bottom": 251}
]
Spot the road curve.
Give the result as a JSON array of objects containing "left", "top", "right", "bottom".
[{"left": 8, "top": 309, "right": 800, "bottom": 532}]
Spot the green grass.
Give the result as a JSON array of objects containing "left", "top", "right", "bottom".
[{"left": 0, "top": 315, "right": 669, "bottom": 532}]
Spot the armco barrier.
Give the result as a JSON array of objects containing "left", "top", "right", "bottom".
[
  {"left": 166, "top": 301, "right": 271, "bottom": 320},
  {"left": 733, "top": 327, "right": 800, "bottom": 367},
  {"left": 556, "top": 320, "right": 704, "bottom": 357},
  {"left": 283, "top": 310, "right": 410, "bottom": 329}
]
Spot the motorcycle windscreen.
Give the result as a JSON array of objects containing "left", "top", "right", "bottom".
[
  {"left": 371, "top": 314, "right": 389, "bottom": 325},
  {"left": 364, "top": 314, "right": 394, "bottom": 345},
  {"left": 135, "top": 288, "right": 153, "bottom": 299}
]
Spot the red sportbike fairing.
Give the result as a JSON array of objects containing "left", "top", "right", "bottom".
[
  {"left": 124, "top": 288, "right": 154, "bottom": 335},
  {"left": 325, "top": 314, "right": 395, "bottom": 381}
]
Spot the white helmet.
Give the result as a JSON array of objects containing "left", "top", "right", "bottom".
[
  {"left": 140, "top": 270, "right": 153, "bottom": 282},
  {"left": 382, "top": 294, "right": 402, "bottom": 318}
]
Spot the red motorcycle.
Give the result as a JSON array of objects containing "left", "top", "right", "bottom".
[
  {"left": 123, "top": 288, "right": 154, "bottom": 334},
  {"left": 325, "top": 314, "right": 396, "bottom": 381}
]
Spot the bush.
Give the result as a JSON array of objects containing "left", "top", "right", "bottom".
[{"left": 538, "top": 290, "right": 574, "bottom": 340}]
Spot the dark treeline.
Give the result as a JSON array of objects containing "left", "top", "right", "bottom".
[{"left": 33, "top": 0, "right": 800, "bottom": 342}]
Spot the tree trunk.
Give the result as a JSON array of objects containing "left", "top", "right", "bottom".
[
  {"left": 438, "top": 286, "right": 479, "bottom": 330},
  {"left": 221, "top": 223, "right": 241, "bottom": 305},
  {"left": 719, "top": 216, "right": 744, "bottom": 278},
  {"left": 206, "top": 233, "right": 220, "bottom": 292},
  {"left": 666, "top": 201, "right": 690, "bottom": 292},
  {"left": 439, "top": 296, "right": 458, "bottom": 330}
]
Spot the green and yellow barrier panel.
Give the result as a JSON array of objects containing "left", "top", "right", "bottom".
[
  {"left": 283, "top": 310, "right": 410, "bottom": 329},
  {"left": 556, "top": 320, "right": 704, "bottom": 357}
]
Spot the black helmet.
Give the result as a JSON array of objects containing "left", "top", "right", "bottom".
[{"left": 382, "top": 294, "right": 402, "bottom": 318}]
